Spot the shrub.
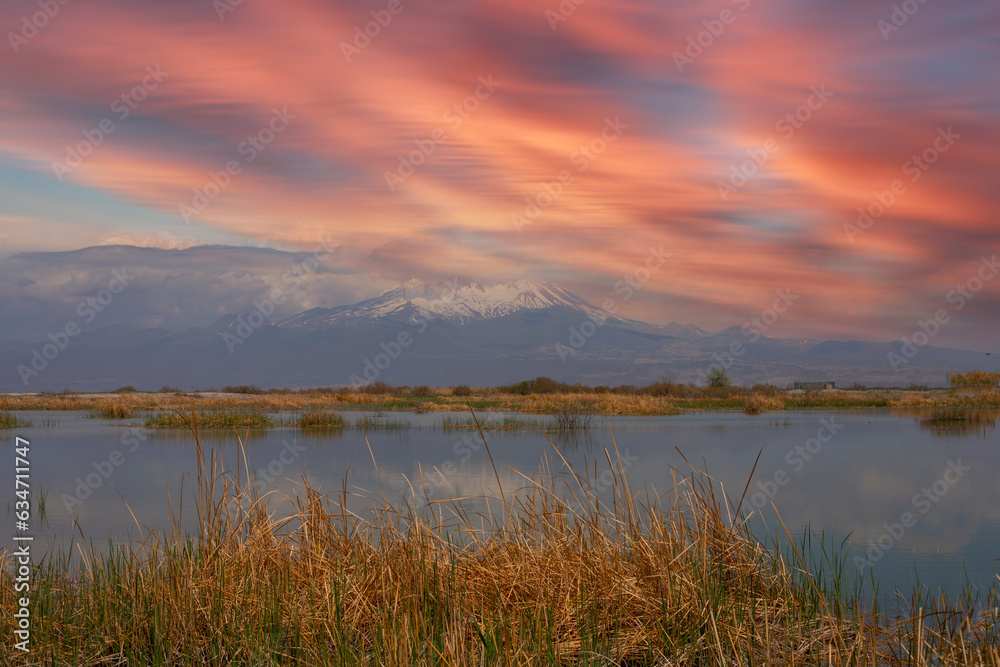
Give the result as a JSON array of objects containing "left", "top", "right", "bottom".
[
  {"left": 706, "top": 369, "right": 731, "bottom": 388},
  {"left": 642, "top": 378, "right": 675, "bottom": 396},
  {"left": 300, "top": 387, "right": 335, "bottom": 395},
  {"left": 112, "top": 385, "right": 137, "bottom": 393},
  {"left": 358, "top": 381, "right": 393, "bottom": 395},
  {"left": 452, "top": 385, "right": 472, "bottom": 396},
  {"left": 222, "top": 385, "right": 265, "bottom": 394},
  {"left": 702, "top": 386, "right": 732, "bottom": 399},
  {"left": 499, "top": 377, "right": 582, "bottom": 395},
  {"left": 552, "top": 405, "right": 595, "bottom": 430},
  {"left": 742, "top": 393, "right": 783, "bottom": 415},
  {"left": 950, "top": 371, "right": 1000, "bottom": 388}
]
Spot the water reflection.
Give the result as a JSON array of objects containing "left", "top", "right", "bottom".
[
  {"left": 546, "top": 429, "right": 601, "bottom": 453},
  {"left": 893, "top": 407, "right": 999, "bottom": 437},
  {"left": 2, "top": 409, "right": 998, "bottom": 603}
]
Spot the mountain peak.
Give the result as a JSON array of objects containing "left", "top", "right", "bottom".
[{"left": 278, "top": 278, "right": 604, "bottom": 330}]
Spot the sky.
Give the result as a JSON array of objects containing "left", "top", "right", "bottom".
[{"left": 0, "top": 0, "right": 998, "bottom": 349}]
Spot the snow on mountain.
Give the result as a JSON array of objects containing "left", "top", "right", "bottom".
[{"left": 278, "top": 279, "right": 611, "bottom": 330}]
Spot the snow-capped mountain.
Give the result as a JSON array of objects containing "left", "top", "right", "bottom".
[
  {"left": 3, "top": 245, "right": 997, "bottom": 391},
  {"left": 278, "top": 279, "right": 614, "bottom": 329}
]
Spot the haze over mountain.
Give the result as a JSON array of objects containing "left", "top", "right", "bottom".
[{"left": 2, "top": 269, "right": 996, "bottom": 393}]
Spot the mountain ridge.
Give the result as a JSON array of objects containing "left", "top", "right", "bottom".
[{"left": 2, "top": 276, "right": 997, "bottom": 391}]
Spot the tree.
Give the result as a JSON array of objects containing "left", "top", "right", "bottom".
[{"left": 706, "top": 368, "right": 731, "bottom": 388}]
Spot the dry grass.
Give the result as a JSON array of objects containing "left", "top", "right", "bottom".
[
  {"left": 93, "top": 399, "right": 135, "bottom": 419},
  {"left": 298, "top": 411, "right": 348, "bottom": 428},
  {"left": 950, "top": 371, "right": 1000, "bottom": 388},
  {"left": 3, "top": 388, "right": 1000, "bottom": 421},
  {"left": 888, "top": 391, "right": 1000, "bottom": 409},
  {"left": 1, "top": 418, "right": 998, "bottom": 665},
  {"left": 498, "top": 393, "right": 683, "bottom": 416},
  {"left": 144, "top": 410, "right": 273, "bottom": 428},
  {"left": 742, "top": 393, "right": 784, "bottom": 415}
]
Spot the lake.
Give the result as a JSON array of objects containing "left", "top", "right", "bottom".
[{"left": 3, "top": 409, "right": 998, "bottom": 604}]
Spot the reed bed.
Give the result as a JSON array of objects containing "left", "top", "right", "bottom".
[
  {"left": 2, "top": 419, "right": 998, "bottom": 665},
  {"left": 144, "top": 410, "right": 274, "bottom": 429},
  {"left": 890, "top": 390, "right": 1000, "bottom": 409},
  {"left": 92, "top": 399, "right": 135, "bottom": 419},
  {"left": 0, "top": 410, "right": 30, "bottom": 428},
  {"left": 503, "top": 393, "right": 683, "bottom": 416},
  {"left": 142, "top": 410, "right": 412, "bottom": 430},
  {"left": 350, "top": 414, "right": 411, "bottom": 431},
  {"left": 438, "top": 415, "right": 538, "bottom": 430},
  {"left": 950, "top": 371, "right": 1000, "bottom": 388},
  {"left": 6, "top": 388, "right": 1000, "bottom": 417},
  {"left": 742, "top": 392, "right": 784, "bottom": 414},
  {"left": 298, "top": 411, "right": 348, "bottom": 428}
]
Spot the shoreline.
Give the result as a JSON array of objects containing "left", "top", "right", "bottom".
[{"left": 2, "top": 388, "right": 999, "bottom": 418}]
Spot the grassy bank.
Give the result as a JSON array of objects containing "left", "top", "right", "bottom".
[
  {"left": 2, "top": 430, "right": 998, "bottom": 665},
  {"left": 5, "top": 387, "right": 1000, "bottom": 418},
  {"left": 0, "top": 414, "right": 1000, "bottom": 667}
]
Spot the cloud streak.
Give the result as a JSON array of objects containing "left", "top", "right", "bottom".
[{"left": 0, "top": 0, "right": 996, "bottom": 349}]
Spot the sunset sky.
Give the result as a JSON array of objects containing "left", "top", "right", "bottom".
[{"left": 1, "top": 0, "right": 997, "bottom": 349}]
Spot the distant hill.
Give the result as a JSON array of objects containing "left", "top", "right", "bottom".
[{"left": 1, "top": 277, "right": 997, "bottom": 391}]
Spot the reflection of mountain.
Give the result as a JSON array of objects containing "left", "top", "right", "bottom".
[{"left": 3, "top": 277, "right": 1000, "bottom": 391}]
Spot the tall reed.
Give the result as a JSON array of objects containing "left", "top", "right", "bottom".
[{"left": 1, "top": 415, "right": 997, "bottom": 665}]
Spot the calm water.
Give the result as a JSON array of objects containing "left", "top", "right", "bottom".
[{"left": 2, "top": 409, "right": 998, "bottom": 602}]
